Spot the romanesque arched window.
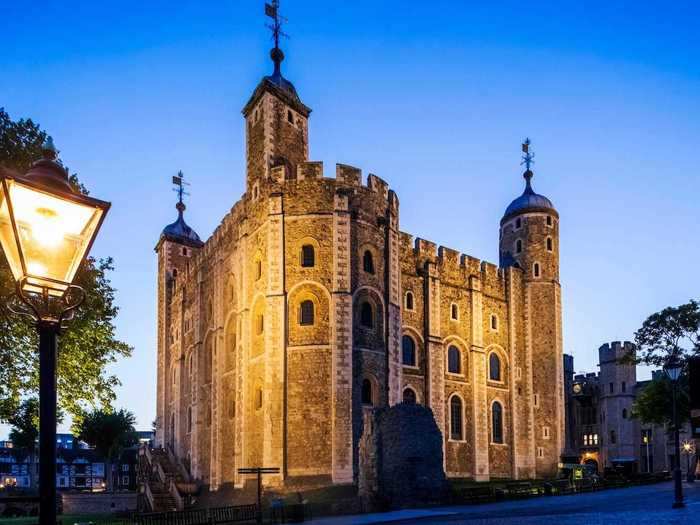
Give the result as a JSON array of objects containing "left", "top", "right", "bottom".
[
  {"left": 301, "top": 244, "right": 315, "bottom": 267},
  {"left": 362, "top": 379, "right": 373, "bottom": 405},
  {"left": 489, "top": 352, "right": 501, "bottom": 381},
  {"left": 403, "top": 388, "right": 416, "bottom": 404},
  {"left": 299, "top": 300, "right": 314, "bottom": 326},
  {"left": 515, "top": 239, "right": 523, "bottom": 254},
  {"left": 450, "top": 395, "right": 463, "bottom": 440},
  {"left": 492, "top": 401, "right": 504, "bottom": 444},
  {"left": 402, "top": 335, "right": 416, "bottom": 366},
  {"left": 546, "top": 237, "right": 553, "bottom": 251},
  {"left": 447, "top": 345, "right": 461, "bottom": 374},
  {"left": 533, "top": 262, "right": 541, "bottom": 278},
  {"left": 360, "top": 301, "right": 374, "bottom": 328},
  {"left": 363, "top": 250, "right": 375, "bottom": 274},
  {"left": 405, "top": 291, "right": 414, "bottom": 310}
]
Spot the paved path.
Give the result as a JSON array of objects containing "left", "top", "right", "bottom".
[{"left": 308, "top": 481, "right": 700, "bottom": 525}]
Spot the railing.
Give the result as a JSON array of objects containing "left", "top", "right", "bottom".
[
  {"left": 133, "top": 504, "right": 259, "bottom": 525},
  {"left": 166, "top": 444, "right": 191, "bottom": 483},
  {"left": 143, "top": 480, "right": 156, "bottom": 512},
  {"left": 169, "top": 477, "right": 185, "bottom": 511}
]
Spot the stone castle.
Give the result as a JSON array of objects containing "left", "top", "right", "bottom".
[{"left": 155, "top": 27, "right": 564, "bottom": 490}]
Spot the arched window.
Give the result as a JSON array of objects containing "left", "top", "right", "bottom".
[
  {"left": 489, "top": 353, "right": 501, "bottom": 381},
  {"left": 363, "top": 250, "right": 375, "bottom": 274},
  {"left": 447, "top": 345, "right": 461, "bottom": 374},
  {"left": 403, "top": 388, "right": 416, "bottom": 404},
  {"left": 360, "top": 301, "right": 374, "bottom": 328},
  {"left": 362, "top": 379, "right": 373, "bottom": 405},
  {"left": 402, "top": 335, "right": 416, "bottom": 366},
  {"left": 299, "top": 300, "right": 314, "bottom": 326},
  {"left": 301, "top": 244, "right": 315, "bottom": 267},
  {"left": 491, "top": 314, "right": 498, "bottom": 331},
  {"left": 546, "top": 237, "right": 553, "bottom": 251},
  {"left": 405, "top": 292, "right": 414, "bottom": 310},
  {"left": 533, "top": 262, "right": 540, "bottom": 278},
  {"left": 492, "top": 401, "right": 504, "bottom": 444},
  {"left": 515, "top": 239, "right": 523, "bottom": 254},
  {"left": 451, "top": 303, "right": 458, "bottom": 320},
  {"left": 450, "top": 396, "right": 463, "bottom": 440}
]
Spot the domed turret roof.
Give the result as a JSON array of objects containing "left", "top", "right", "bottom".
[
  {"left": 502, "top": 170, "right": 557, "bottom": 223},
  {"left": 162, "top": 203, "right": 202, "bottom": 247}
]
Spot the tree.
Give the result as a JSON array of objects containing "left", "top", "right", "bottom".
[
  {"left": 0, "top": 108, "right": 132, "bottom": 420},
  {"left": 633, "top": 300, "right": 700, "bottom": 368},
  {"left": 632, "top": 374, "right": 690, "bottom": 429},
  {"left": 76, "top": 408, "right": 138, "bottom": 492}
]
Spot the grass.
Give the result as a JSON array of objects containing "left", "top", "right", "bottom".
[{"left": 0, "top": 513, "right": 116, "bottom": 525}]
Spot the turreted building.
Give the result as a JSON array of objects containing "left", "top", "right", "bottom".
[{"left": 155, "top": 27, "right": 564, "bottom": 490}]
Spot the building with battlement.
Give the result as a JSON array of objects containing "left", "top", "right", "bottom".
[{"left": 155, "top": 17, "right": 564, "bottom": 490}]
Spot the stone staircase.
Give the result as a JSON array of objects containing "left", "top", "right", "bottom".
[{"left": 138, "top": 445, "right": 192, "bottom": 513}]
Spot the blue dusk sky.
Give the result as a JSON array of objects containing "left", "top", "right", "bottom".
[{"left": 1, "top": 1, "right": 698, "bottom": 434}]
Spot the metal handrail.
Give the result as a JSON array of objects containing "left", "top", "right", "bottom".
[{"left": 168, "top": 477, "right": 184, "bottom": 511}]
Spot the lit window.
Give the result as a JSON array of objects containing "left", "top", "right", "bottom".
[
  {"left": 402, "top": 335, "right": 416, "bottom": 366},
  {"left": 299, "top": 300, "right": 314, "bottom": 326},
  {"left": 450, "top": 396, "right": 463, "bottom": 440},
  {"left": 301, "top": 245, "right": 315, "bottom": 267},
  {"left": 447, "top": 345, "right": 461, "bottom": 374}
]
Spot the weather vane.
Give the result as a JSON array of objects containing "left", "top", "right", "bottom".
[
  {"left": 521, "top": 138, "right": 535, "bottom": 171},
  {"left": 172, "top": 170, "right": 190, "bottom": 207},
  {"left": 265, "top": 1, "right": 288, "bottom": 50}
]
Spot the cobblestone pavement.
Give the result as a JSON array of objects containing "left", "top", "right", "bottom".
[{"left": 310, "top": 481, "right": 700, "bottom": 525}]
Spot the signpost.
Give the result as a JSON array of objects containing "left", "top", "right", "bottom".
[{"left": 237, "top": 467, "right": 280, "bottom": 525}]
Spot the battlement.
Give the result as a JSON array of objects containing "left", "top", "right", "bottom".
[{"left": 598, "top": 340, "right": 636, "bottom": 364}]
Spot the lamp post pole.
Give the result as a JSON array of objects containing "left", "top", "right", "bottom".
[
  {"left": 671, "top": 377, "right": 684, "bottom": 508},
  {"left": 38, "top": 322, "right": 59, "bottom": 525}
]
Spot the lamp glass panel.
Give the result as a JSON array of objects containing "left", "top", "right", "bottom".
[
  {"left": 0, "top": 180, "right": 23, "bottom": 282},
  {"left": 8, "top": 179, "right": 103, "bottom": 296}
]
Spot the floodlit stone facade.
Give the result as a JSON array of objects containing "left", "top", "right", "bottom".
[{"left": 155, "top": 44, "right": 564, "bottom": 489}]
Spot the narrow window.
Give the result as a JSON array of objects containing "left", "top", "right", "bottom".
[
  {"left": 256, "top": 314, "right": 264, "bottom": 335},
  {"left": 450, "top": 396, "right": 463, "bottom": 440},
  {"left": 447, "top": 345, "right": 461, "bottom": 374},
  {"left": 491, "top": 314, "right": 498, "bottom": 331},
  {"left": 515, "top": 239, "right": 522, "bottom": 254},
  {"left": 360, "top": 301, "right": 374, "bottom": 328},
  {"left": 609, "top": 382, "right": 614, "bottom": 394},
  {"left": 299, "top": 300, "right": 314, "bottom": 326},
  {"left": 287, "top": 109, "right": 294, "bottom": 123},
  {"left": 622, "top": 408, "right": 628, "bottom": 419},
  {"left": 515, "top": 217, "right": 522, "bottom": 229},
  {"left": 362, "top": 379, "right": 373, "bottom": 405},
  {"left": 492, "top": 401, "right": 504, "bottom": 444},
  {"left": 301, "top": 245, "right": 315, "bottom": 267},
  {"left": 451, "top": 303, "right": 458, "bottom": 320},
  {"left": 402, "top": 388, "right": 416, "bottom": 404},
  {"left": 187, "top": 407, "right": 192, "bottom": 433},
  {"left": 546, "top": 237, "right": 553, "bottom": 251},
  {"left": 546, "top": 216, "right": 552, "bottom": 226},
  {"left": 534, "top": 393, "right": 540, "bottom": 407},
  {"left": 489, "top": 353, "right": 501, "bottom": 381},
  {"left": 593, "top": 434, "right": 598, "bottom": 445},
  {"left": 172, "top": 268, "right": 178, "bottom": 279},
  {"left": 405, "top": 292, "right": 414, "bottom": 310},
  {"left": 402, "top": 335, "right": 416, "bottom": 366},
  {"left": 610, "top": 430, "right": 616, "bottom": 444},
  {"left": 255, "top": 388, "right": 263, "bottom": 410},
  {"left": 537, "top": 447, "right": 544, "bottom": 458},
  {"left": 543, "top": 426, "right": 550, "bottom": 439},
  {"left": 255, "top": 258, "right": 262, "bottom": 280},
  {"left": 363, "top": 250, "right": 375, "bottom": 274},
  {"left": 533, "top": 262, "right": 540, "bottom": 278},
  {"left": 622, "top": 381, "right": 626, "bottom": 393}
]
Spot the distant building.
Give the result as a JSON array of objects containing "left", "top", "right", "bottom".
[
  {"left": 564, "top": 342, "right": 694, "bottom": 475},
  {"left": 0, "top": 431, "right": 153, "bottom": 490}
]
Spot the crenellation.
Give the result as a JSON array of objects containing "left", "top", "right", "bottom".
[
  {"left": 336, "top": 163, "right": 362, "bottom": 186},
  {"left": 297, "top": 160, "right": 324, "bottom": 180}
]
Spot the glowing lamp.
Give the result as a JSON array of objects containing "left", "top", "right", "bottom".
[{"left": 0, "top": 139, "right": 109, "bottom": 297}]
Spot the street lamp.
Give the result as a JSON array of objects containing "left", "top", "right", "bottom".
[
  {"left": 664, "top": 361, "right": 684, "bottom": 509},
  {"left": 0, "top": 138, "right": 110, "bottom": 525},
  {"left": 682, "top": 441, "right": 695, "bottom": 483}
]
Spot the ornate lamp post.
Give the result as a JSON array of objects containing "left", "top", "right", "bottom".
[
  {"left": 0, "top": 138, "right": 110, "bottom": 525},
  {"left": 664, "top": 362, "right": 684, "bottom": 509}
]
